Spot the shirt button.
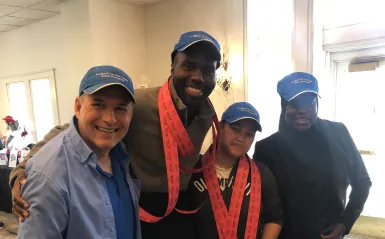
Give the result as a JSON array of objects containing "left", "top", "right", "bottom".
[
  {"left": 110, "top": 227, "right": 115, "bottom": 232},
  {"left": 97, "top": 175, "right": 102, "bottom": 180},
  {"left": 106, "top": 201, "right": 110, "bottom": 205}
]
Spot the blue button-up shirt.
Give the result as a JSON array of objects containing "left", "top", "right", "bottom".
[
  {"left": 96, "top": 151, "right": 135, "bottom": 239},
  {"left": 18, "top": 117, "right": 141, "bottom": 239}
]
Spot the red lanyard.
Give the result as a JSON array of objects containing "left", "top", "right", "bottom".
[
  {"left": 140, "top": 79, "right": 219, "bottom": 222},
  {"left": 175, "top": 120, "right": 219, "bottom": 215},
  {"left": 203, "top": 153, "right": 261, "bottom": 239}
]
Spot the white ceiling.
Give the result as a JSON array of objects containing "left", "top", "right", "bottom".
[
  {"left": 0, "top": 0, "right": 70, "bottom": 32},
  {"left": 0, "top": 0, "right": 168, "bottom": 32}
]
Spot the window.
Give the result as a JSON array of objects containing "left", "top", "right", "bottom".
[
  {"left": 30, "top": 79, "right": 56, "bottom": 142},
  {"left": 335, "top": 61, "right": 385, "bottom": 155},
  {"left": 0, "top": 70, "right": 59, "bottom": 146},
  {"left": 331, "top": 51, "right": 385, "bottom": 219}
]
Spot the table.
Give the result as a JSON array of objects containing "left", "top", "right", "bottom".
[{"left": 0, "top": 166, "right": 12, "bottom": 213}]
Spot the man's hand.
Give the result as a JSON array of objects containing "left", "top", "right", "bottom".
[
  {"left": 321, "top": 223, "right": 346, "bottom": 239},
  {"left": 12, "top": 174, "right": 29, "bottom": 222}
]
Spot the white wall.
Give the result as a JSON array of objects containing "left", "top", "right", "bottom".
[
  {"left": 320, "top": 0, "right": 385, "bottom": 51},
  {"left": 246, "top": 0, "right": 293, "bottom": 142},
  {"left": 0, "top": 0, "right": 94, "bottom": 125},
  {"left": 145, "top": 0, "right": 225, "bottom": 86},
  {"left": 89, "top": 0, "right": 146, "bottom": 83}
]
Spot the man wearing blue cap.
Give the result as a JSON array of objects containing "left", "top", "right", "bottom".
[
  {"left": 17, "top": 66, "right": 140, "bottom": 239},
  {"left": 134, "top": 30, "right": 221, "bottom": 238},
  {"left": 180, "top": 102, "right": 283, "bottom": 239},
  {"left": 11, "top": 31, "right": 221, "bottom": 238},
  {"left": 253, "top": 72, "right": 371, "bottom": 239}
]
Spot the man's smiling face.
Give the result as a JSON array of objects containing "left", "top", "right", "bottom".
[
  {"left": 75, "top": 85, "right": 133, "bottom": 154},
  {"left": 171, "top": 42, "right": 218, "bottom": 108}
]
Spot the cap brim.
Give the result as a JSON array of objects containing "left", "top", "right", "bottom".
[
  {"left": 83, "top": 83, "right": 136, "bottom": 103},
  {"left": 288, "top": 90, "right": 320, "bottom": 101},
  {"left": 178, "top": 39, "right": 221, "bottom": 61},
  {"left": 226, "top": 117, "right": 262, "bottom": 132}
]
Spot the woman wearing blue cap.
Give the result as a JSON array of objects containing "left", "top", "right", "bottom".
[
  {"left": 253, "top": 72, "right": 372, "bottom": 239},
  {"left": 179, "top": 102, "right": 283, "bottom": 239}
]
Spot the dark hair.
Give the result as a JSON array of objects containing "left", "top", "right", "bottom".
[
  {"left": 279, "top": 98, "right": 288, "bottom": 132},
  {"left": 171, "top": 51, "right": 178, "bottom": 64},
  {"left": 26, "top": 143, "right": 35, "bottom": 150}
]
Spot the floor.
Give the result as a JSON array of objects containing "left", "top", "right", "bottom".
[
  {"left": 350, "top": 216, "right": 385, "bottom": 239},
  {"left": 0, "top": 211, "right": 382, "bottom": 238},
  {"left": 0, "top": 211, "right": 17, "bottom": 239},
  {"left": 346, "top": 237, "right": 381, "bottom": 239}
]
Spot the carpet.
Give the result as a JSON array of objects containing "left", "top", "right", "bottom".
[{"left": 0, "top": 211, "right": 17, "bottom": 239}]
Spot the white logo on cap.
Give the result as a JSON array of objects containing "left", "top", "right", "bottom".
[
  {"left": 291, "top": 78, "right": 312, "bottom": 84},
  {"left": 190, "top": 34, "right": 211, "bottom": 40},
  {"left": 238, "top": 107, "right": 257, "bottom": 116},
  {"left": 96, "top": 72, "right": 128, "bottom": 83}
]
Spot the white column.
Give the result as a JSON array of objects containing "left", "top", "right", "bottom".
[{"left": 292, "top": 0, "right": 314, "bottom": 73}]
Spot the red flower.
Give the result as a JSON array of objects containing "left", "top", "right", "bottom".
[
  {"left": 21, "top": 127, "right": 28, "bottom": 138},
  {"left": 2, "top": 116, "right": 16, "bottom": 125}
]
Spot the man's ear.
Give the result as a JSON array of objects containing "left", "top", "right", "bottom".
[
  {"left": 74, "top": 96, "right": 82, "bottom": 119},
  {"left": 171, "top": 52, "right": 178, "bottom": 74},
  {"left": 170, "top": 63, "right": 175, "bottom": 75}
]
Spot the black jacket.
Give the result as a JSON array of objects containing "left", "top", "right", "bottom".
[{"left": 253, "top": 119, "right": 371, "bottom": 238}]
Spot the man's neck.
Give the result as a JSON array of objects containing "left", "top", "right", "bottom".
[
  {"left": 76, "top": 121, "right": 113, "bottom": 173},
  {"left": 216, "top": 149, "right": 238, "bottom": 169},
  {"left": 96, "top": 151, "right": 112, "bottom": 174}
]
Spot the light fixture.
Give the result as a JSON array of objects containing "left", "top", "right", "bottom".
[{"left": 216, "top": 53, "right": 232, "bottom": 92}]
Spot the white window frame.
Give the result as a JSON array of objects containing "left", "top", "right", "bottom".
[
  {"left": 0, "top": 69, "right": 60, "bottom": 143},
  {"left": 321, "top": 46, "right": 385, "bottom": 156},
  {"left": 324, "top": 46, "right": 385, "bottom": 120},
  {"left": 323, "top": 43, "right": 385, "bottom": 221}
]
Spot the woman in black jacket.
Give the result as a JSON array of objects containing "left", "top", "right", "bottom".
[{"left": 253, "top": 72, "right": 372, "bottom": 239}]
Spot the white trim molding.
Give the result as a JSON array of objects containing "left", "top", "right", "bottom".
[
  {"left": 324, "top": 23, "right": 385, "bottom": 52},
  {"left": 292, "top": 0, "right": 314, "bottom": 73}
]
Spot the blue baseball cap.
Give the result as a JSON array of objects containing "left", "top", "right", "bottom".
[
  {"left": 79, "top": 65, "right": 135, "bottom": 103},
  {"left": 172, "top": 31, "right": 221, "bottom": 62},
  {"left": 277, "top": 72, "right": 320, "bottom": 101},
  {"left": 221, "top": 102, "right": 262, "bottom": 132}
]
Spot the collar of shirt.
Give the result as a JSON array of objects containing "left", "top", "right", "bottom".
[
  {"left": 68, "top": 116, "right": 129, "bottom": 164},
  {"left": 169, "top": 78, "right": 215, "bottom": 119}
]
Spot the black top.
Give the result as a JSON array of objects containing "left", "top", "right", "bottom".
[
  {"left": 178, "top": 158, "right": 284, "bottom": 239},
  {"left": 139, "top": 192, "right": 196, "bottom": 239},
  {"left": 253, "top": 118, "right": 372, "bottom": 239}
]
